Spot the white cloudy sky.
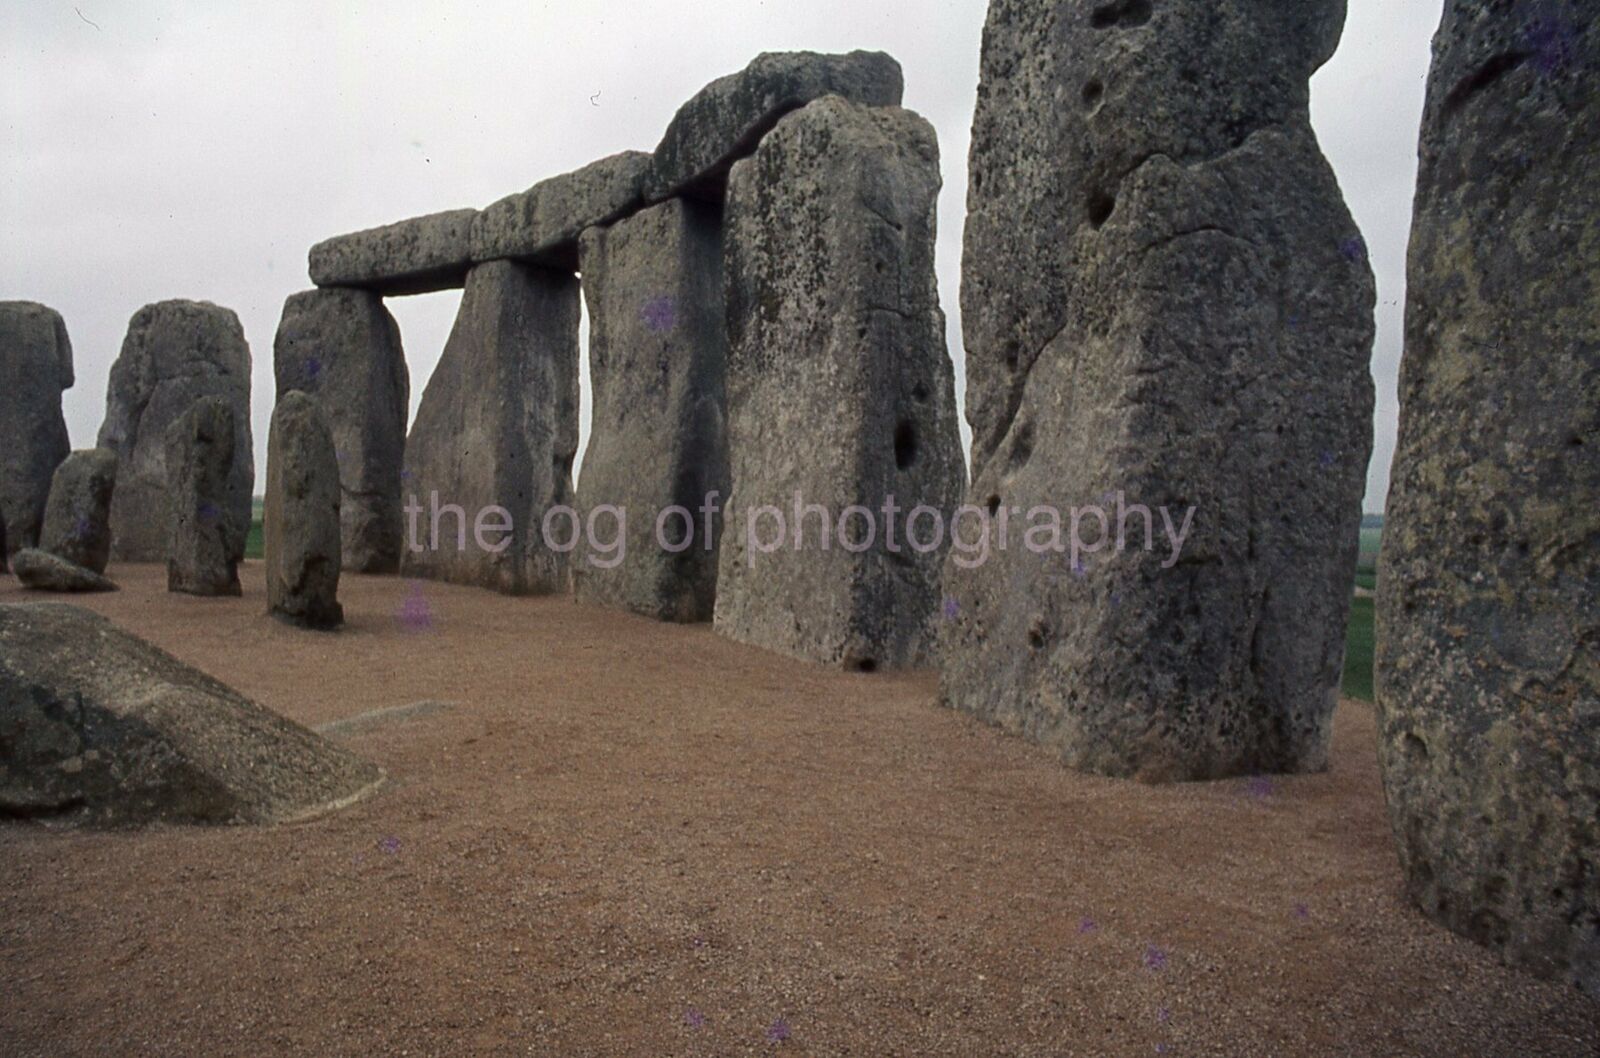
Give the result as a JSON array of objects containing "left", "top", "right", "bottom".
[{"left": 2, "top": 0, "right": 1442, "bottom": 512}]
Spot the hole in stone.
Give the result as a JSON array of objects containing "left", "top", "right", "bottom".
[
  {"left": 1087, "top": 191, "right": 1116, "bottom": 228},
  {"left": 1082, "top": 79, "right": 1104, "bottom": 108},
  {"left": 852, "top": 657, "right": 878, "bottom": 674},
  {"left": 857, "top": 325, "right": 868, "bottom": 340},
  {"left": 1402, "top": 733, "right": 1429, "bottom": 762},
  {"left": 1028, "top": 623, "right": 1047, "bottom": 650},
  {"left": 1090, "top": 0, "right": 1152, "bottom": 29},
  {"left": 986, "top": 494, "right": 1001, "bottom": 517},
  {"left": 1003, "top": 339, "right": 1020, "bottom": 369},
  {"left": 1570, "top": 435, "right": 1584, "bottom": 447},
  {"left": 911, "top": 382, "right": 929, "bottom": 403},
  {"left": 1010, "top": 421, "right": 1034, "bottom": 468},
  {"left": 894, "top": 419, "right": 919, "bottom": 470}
]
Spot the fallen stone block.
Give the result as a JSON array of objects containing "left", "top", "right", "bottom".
[
  {"left": 38, "top": 448, "right": 117, "bottom": 575},
  {"left": 11, "top": 548, "right": 116, "bottom": 593}
]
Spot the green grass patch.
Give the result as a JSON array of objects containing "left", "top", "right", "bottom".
[
  {"left": 246, "top": 517, "right": 263, "bottom": 560},
  {"left": 1342, "top": 594, "right": 1375, "bottom": 702}
]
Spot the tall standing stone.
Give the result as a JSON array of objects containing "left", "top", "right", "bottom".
[
  {"left": 0, "top": 302, "right": 73, "bottom": 556},
  {"left": 942, "top": 1, "right": 1373, "bottom": 780},
  {"left": 38, "top": 448, "right": 117, "bottom": 575},
  {"left": 98, "top": 301, "right": 254, "bottom": 563},
  {"left": 574, "top": 198, "right": 729, "bottom": 621},
  {"left": 715, "top": 97, "right": 964, "bottom": 670},
  {"left": 401, "top": 261, "right": 579, "bottom": 595},
  {"left": 273, "top": 288, "right": 410, "bottom": 573},
  {"left": 1376, "top": 1, "right": 1598, "bottom": 996},
  {"left": 264, "top": 392, "right": 343, "bottom": 629},
  {"left": 165, "top": 397, "right": 241, "bottom": 597}
]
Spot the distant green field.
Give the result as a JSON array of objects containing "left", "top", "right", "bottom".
[
  {"left": 1343, "top": 595, "right": 1375, "bottom": 702},
  {"left": 247, "top": 499, "right": 264, "bottom": 560}
]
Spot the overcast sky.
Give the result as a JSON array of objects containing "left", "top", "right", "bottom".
[{"left": 2, "top": 0, "right": 1442, "bottom": 512}]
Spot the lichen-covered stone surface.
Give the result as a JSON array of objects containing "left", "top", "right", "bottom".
[
  {"left": 98, "top": 301, "right": 253, "bottom": 564},
  {"left": 308, "top": 208, "right": 477, "bottom": 296},
  {"left": 0, "top": 602, "right": 381, "bottom": 825},
  {"left": 11, "top": 549, "right": 117, "bottom": 593},
  {"left": 38, "top": 448, "right": 117, "bottom": 575},
  {"left": 472, "top": 152, "right": 651, "bottom": 271},
  {"left": 273, "top": 288, "right": 410, "bottom": 573},
  {"left": 715, "top": 97, "right": 963, "bottom": 670},
  {"left": 264, "top": 392, "right": 343, "bottom": 629},
  {"left": 645, "top": 51, "right": 904, "bottom": 203},
  {"left": 401, "top": 261, "right": 580, "bottom": 595},
  {"left": 0, "top": 301, "right": 73, "bottom": 556},
  {"left": 574, "top": 198, "right": 729, "bottom": 621},
  {"left": 942, "top": 0, "right": 1373, "bottom": 780},
  {"left": 165, "top": 397, "right": 241, "bottom": 597},
  {"left": 1376, "top": 0, "right": 1599, "bottom": 997}
]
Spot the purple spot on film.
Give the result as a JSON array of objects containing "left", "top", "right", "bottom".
[
  {"left": 378, "top": 836, "right": 401, "bottom": 854},
  {"left": 1078, "top": 916, "right": 1099, "bottom": 935},
  {"left": 640, "top": 296, "right": 677, "bottom": 333},
  {"left": 1242, "top": 775, "right": 1275, "bottom": 801},
  {"left": 1157, "top": 1007, "right": 1172, "bottom": 1023},
  {"left": 942, "top": 596, "right": 960, "bottom": 620},
  {"left": 765, "top": 1018, "right": 792, "bottom": 1044},
  {"left": 1526, "top": 10, "right": 1578, "bottom": 76},
  {"left": 396, "top": 582, "right": 433, "bottom": 633},
  {"left": 1143, "top": 944, "right": 1168, "bottom": 972},
  {"left": 684, "top": 1009, "right": 706, "bottom": 1030},
  {"left": 304, "top": 357, "right": 322, "bottom": 383},
  {"left": 1339, "top": 235, "right": 1367, "bottom": 263},
  {"left": 1294, "top": 902, "right": 1311, "bottom": 920},
  {"left": 198, "top": 501, "right": 221, "bottom": 524},
  {"left": 1318, "top": 450, "right": 1336, "bottom": 469}
]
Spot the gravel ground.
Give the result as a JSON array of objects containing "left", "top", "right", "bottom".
[{"left": 1, "top": 563, "right": 1595, "bottom": 1057}]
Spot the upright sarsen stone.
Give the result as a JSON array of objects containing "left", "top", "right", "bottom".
[
  {"left": 401, "top": 261, "right": 579, "bottom": 595},
  {"left": 38, "top": 448, "right": 117, "bottom": 575},
  {"left": 0, "top": 302, "right": 73, "bottom": 556},
  {"left": 274, "top": 289, "right": 410, "bottom": 573},
  {"left": 1376, "top": 1, "right": 1599, "bottom": 996},
  {"left": 574, "top": 198, "right": 729, "bottom": 621},
  {"left": 264, "top": 392, "right": 343, "bottom": 629},
  {"left": 715, "top": 97, "right": 964, "bottom": 669},
  {"left": 98, "top": 301, "right": 253, "bottom": 563},
  {"left": 165, "top": 397, "right": 241, "bottom": 597},
  {"left": 942, "top": 1, "right": 1373, "bottom": 780}
]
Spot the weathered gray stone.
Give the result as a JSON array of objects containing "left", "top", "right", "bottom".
[
  {"left": 98, "top": 301, "right": 253, "bottom": 564},
  {"left": 165, "top": 397, "right": 241, "bottom": 597},
  {"left": 273, "top": 288, "right": 410, "bottom": 572},
  {"left": 0, "top": 302, "right": 73, "bottom": 556},
  {"left": 38, "top": 448, "right": 117, "bottom": 575},
  {"left": 574, "top": 198, "right": 729, "bottom": 621},
  {"left": 941, "top": 0, "right": 1373, "bottom": 781},
  {"left": 715, "top": 98, "right": 964, "bottom": 669},
  {"left": 1376, "top": 0, "right": 1599, "bottom": 997},
  {"left": 308, "top": 208, "right": 477, "bottom": 296},
  {"left": 0, "top": 602, "right": 382, "bottom": 825},
  {"left": 645, "top": 51, "right": 904, "bottom": 203},
  {"left": 472, "top": 152, "right": 651, "bottom": 270},
  {"left": 264, "top": 392, "right": 343, "bottom": 629},
  {"left": 0, "top": 511, "right": 7, "bottom": 573},
  {"left": 401, "top": 261, "right": 579, "bottom": 595},
  {"left": 11, "top": 549, "right": 116, "bottom": 593}
]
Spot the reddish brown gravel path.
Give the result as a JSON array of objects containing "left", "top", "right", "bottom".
[{"left": 2, "top": 563, "right": 1595, "bottom": 1057}]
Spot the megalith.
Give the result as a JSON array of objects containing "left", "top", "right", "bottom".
[
  {"left": 165, "top": 397, "right": 242, "bottom": 597},
  {"left": 0, "top": 301, "right": 73, "bottom": 556},
  {"left": 472, "top": 152, "right": 651, "bottom": 271},
  {"left": 309, "top": 208, "right": 476, "bottom": 296},
  {"left": 265, "top": 392, "right": 343, "bottom": 629},
  {"left": 1376, "top": 1, "right": 1598, "bottom": 996},
  {"left": 574, "top": 198, "right": 729, "bottom": 621},
  {"left": 0, "top": 602, "right": 382, "bottom": 825},
  {"left": 38, "top": 448, "right": 117, "bottom": 575},
  {"left": 98, "top": 301, "right": 254, "bottom": 563},
  {"left": 273, "top": 288, "right": 410, "bottom": 573},
  {"left": 715, "top": 97, "right": 964, "bottom": 670},
  {"left": 941, "top": 1, "right": 1374, "bottom": 780},
  {"left": 12, "top": 549, "right": 117, "bottom": 593},
  {"left": 401, "top": 260, "right": 580, "bottom": 595}
]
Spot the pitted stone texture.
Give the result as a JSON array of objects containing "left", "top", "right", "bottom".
[
  {"left": 308, "top": 208, "right": 477, "bottom": 296},
  {"left": 574, "top": 198, "right": 729, "bottom": 621},
  {"left": 264, "top": 392, "right": 343, "bottom": 629},
  {"left": 942, "top": 0, "right": 1373, "bottom": 781},
  {"left": 0, "top": 301, "right": 73, "bottom": 556},
  {"left": 471, "top": 152, "right": 650, "bottom": 271},
  {"left": 715, "top": 98, "right": 964, "bottom": 670},
  {"left": 165, "top": 397, "right": 241, "bottom": 597},
  {"left": 273, "top": 288, "right": 410, "bottom": 573},
  {"left": 401, "top": 261, "right": 579, "bottom": 595},
  {"left": 38, "top": 448, "right": 117, "bottom": 575},
  {"left": 645, "top": 51, "right": 904, "bottom": 203},
  {"left": 98, "top": 301, "right": 253, "bottom": 564},
  {"left": 11, "top": 549, "right": 116, "bottom": 593},
  {"left": 1376, "top": 0, "right": 1599, "bottom": 997},
  {"left": 0, "top": 602, "right": 382, "bottom": 826}
]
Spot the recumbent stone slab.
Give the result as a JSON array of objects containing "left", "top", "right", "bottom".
[
  {"left": 165, "top": 397, "right": 241, "bottom": 597},
  {"left": 941, "top": 0, "right": 1373, "bottom": 781},
  {"left": 11, "top": 549, "right": 117, "bottom": 593},
  {"left": 309, "top": 208, "right": 477, "bottom": 297},
  {"left": 273, "top": 288, "right": 410, "bottom": 573},
  {"left": 38, "top": 448, "right": 117, "bottom": 575},
  {"left": 1376, "top": 0, "right": 1599, "bottom": 997},
  {"left": 471, "top": 152, "right": 651, "bottom": 271},
  {"left": 715, "top": 97, "right": 964, "bottom": 670},
  {"left": 0, "top": 301, "right": 73, "bottom": 556},
  {"left": 264, "top": 392, "right": 343, "bottom": 629},
  {"left": 97, "top": 300, "right": 254, "bottom": 564}
]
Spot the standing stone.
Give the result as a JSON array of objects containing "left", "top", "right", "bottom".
[
  {"left": 98, "top": 301, "right": 253, "bottom": 563},
  {"left": 0, "top": 302, "right": 73, "bottom": 556},
  {"left": 574, "top": 198, "right": 729, "bottom": 621},
  {"left": 942, "top": 1, "right": 1373, "bottom": 780},
  {"left": 1376, "top": 1, "right": 1598, "bottom": 996},
  {"left": 715, "top": 97, "right": 964, "bottom": 670},
  {"left": 0, "top": 511, "right": 7, "bottom": 573},
  {"left": 264, "top": 392, "right": 343, "bottom": 629},
  {"left": 38, "top": 448, "right": 117, "bottom": 575},
  {"left": 165, "top": 397, "right": 241, "bottom": 597},
  {"left": 273, "top": 289, "right": 410, "bottom": 573}
]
